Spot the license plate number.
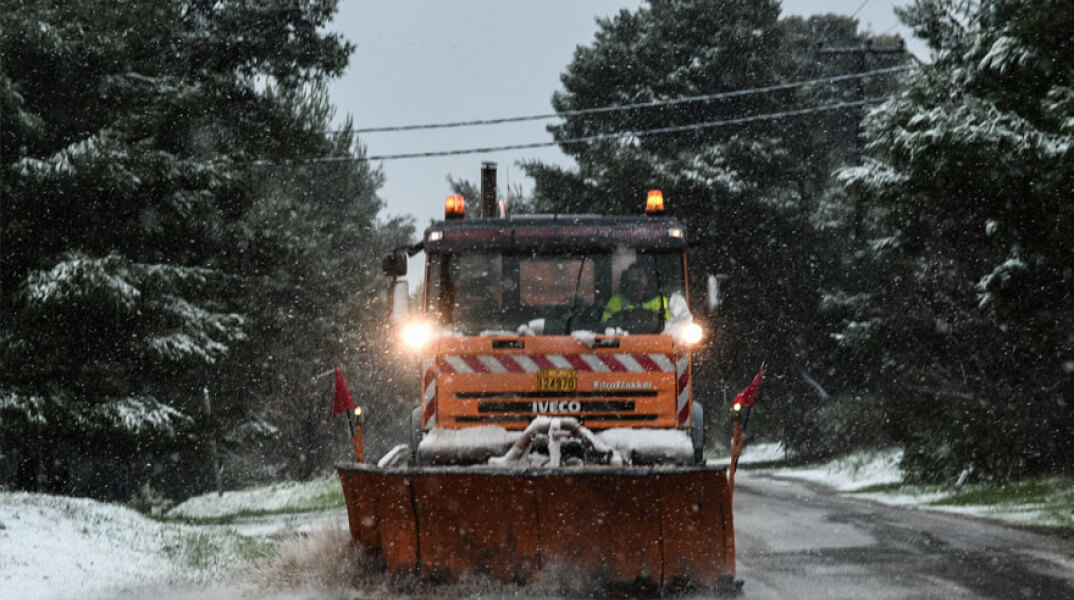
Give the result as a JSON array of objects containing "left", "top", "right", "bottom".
[{"left": 536, "top": 369, "right": 577, "bottom": 392}]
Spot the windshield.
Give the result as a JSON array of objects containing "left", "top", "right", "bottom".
[{"left": 426, "top": 249, "right": 685, "bottom": 335}]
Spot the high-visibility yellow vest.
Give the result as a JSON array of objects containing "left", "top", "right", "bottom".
[{"left": 601, "top": 293, "right": 670, "bottom": 323}]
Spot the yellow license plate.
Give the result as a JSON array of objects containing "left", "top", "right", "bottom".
[{"left": 536, "top": 369, "right": 577, "bottom": 392}]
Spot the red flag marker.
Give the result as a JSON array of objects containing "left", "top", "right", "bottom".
[
  {"left": 732, "top": 363, "right": 765, "bottom": 412},
  {"left": 332, "top": 367, "right": 356, "bottom": 418}
]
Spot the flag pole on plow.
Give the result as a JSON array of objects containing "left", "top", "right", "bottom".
[
  {"left": 332, "top": 365, "right": 364, "bottom": 463},
  {"left": 729, "top": 362, "right": 765, "bottom": 498}
]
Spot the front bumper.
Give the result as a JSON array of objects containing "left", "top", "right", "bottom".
[{"left": 417, "top": 424, "right": 693, "bottom": 465}]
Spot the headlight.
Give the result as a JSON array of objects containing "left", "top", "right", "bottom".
[
  {"left": 401, "top": 321, "right": 433, "bottom": 350},
  {"left": 679, "top": 322, "right": 703, "bottom": 345}
]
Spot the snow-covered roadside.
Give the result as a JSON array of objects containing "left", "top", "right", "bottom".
[
  {"left": 167, "top": 476, "right": 340, "bottom": 520},
  {"left": 0, "top": 478, "right": 345, "bottom": 600},
  {"left": 757, "top": 445, "right": 906, "bottom": 491},
  {"left": 0, "top": 491, "right": 262, "bottom": 600},
  {"left": 712, "top": 440, "right": 787, "bottom": 466},
  {"left": 165, "top": 476, "right": 347, "bottom": 538},
  {"left": 730, "top": 443, "right": 1074, "bottom": 529}
]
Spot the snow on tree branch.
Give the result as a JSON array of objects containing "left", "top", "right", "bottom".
[
  {"left": 23, "top": 253, "right": 142, "bottom": 309},
  {"left": 88, "top": 396, "right": 193, "bottom": 436},
  {"left": 0, "top": 391, "right": 48, "bottom": 425}
]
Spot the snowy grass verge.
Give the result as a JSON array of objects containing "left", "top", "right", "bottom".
[
  {"left": 708, "top": 440, "right": 787, "bottom": 466},
  {"left": 760, "top": 446, "right": 906, "bottom": 491},
  {"left": 166, "top": 475, "right": 343, "bottom": 523},
  {"left": 743, "top": 445, "right": 1074, "bottom": 530},
  {"left": 0, "top": 491, "right": 270, "bottom": 600},
  {"left": 855, "top": 476, "right": 1074, "bottom": 529}
]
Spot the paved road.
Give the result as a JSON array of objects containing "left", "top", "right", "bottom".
[{"left": 732, "top": 473, "right": 1074, "bottom": 600}]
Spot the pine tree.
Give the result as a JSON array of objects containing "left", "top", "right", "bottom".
[
  {"left": 221, "top": 91, "right": 415, "bottom": 480},
  {"left": 837, "top": 0, "right": 1074, "bottom": 481},
  {"left": 523, "top": 1, "right": 909, "bottom": 452},
  {"left": 0, "top": 1, "right": 408, "bottom": 498}
]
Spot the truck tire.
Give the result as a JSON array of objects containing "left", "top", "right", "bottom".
[
  {"left": 691, "top": 402, "right": 705, "bottom": 465},
  {"left": 410, "top": 406, "right": 423, "bottom": 466}
]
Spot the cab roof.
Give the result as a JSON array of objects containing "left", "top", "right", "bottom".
[{"left": 423, "top": 215, "right": 688, "bottom": 252}]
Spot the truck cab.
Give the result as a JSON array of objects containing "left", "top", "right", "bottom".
[{"left": 389, "top": 193, "right": 705, "bottom": 466}]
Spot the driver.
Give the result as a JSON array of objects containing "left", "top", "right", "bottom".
[{"left": 601, "top": 263, "right": 670, "bottom": 324}]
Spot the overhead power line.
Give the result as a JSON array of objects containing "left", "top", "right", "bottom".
[
  {"left": 348, "top": 66, "right": 912, "bottom": 134},
  {"left": 253, "top": 96, "right": 890, "bottom": 166},
  {"left": 851, "top": 0, "right": 871, "bottom": 19}
]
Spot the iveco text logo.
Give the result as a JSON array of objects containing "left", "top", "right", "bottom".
[{"left": 532, "top": 400, "right": 582, "bottom": 413}]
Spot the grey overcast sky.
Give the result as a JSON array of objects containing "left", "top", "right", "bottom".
[{"left": 327, "top": 1, "right": 926, "bottom": 235}]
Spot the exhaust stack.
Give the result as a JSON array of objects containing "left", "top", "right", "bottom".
[{"left": 481, "top": 161, "right": 497, "bottom": 218}]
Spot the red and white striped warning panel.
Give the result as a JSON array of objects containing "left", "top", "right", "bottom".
[
  {"left": 422, "top": 357, "right": 437, "bottom": 429},
  {"left": 435, "top": 353, "right": 677, "bottom": 374},
  {"left": 675, "top": 354, "right": 691, "bottom": 426}
]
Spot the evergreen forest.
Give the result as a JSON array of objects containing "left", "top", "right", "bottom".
[{"left": 2, "top": 0, "right": 1070, "bottom": 502}]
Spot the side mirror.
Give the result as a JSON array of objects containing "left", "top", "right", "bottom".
[
  {"left": 382, "top": 252, "right": 407, "bottom": 277},
  {"left": 705, "top": 274, "right": 729, "bottom": 314},
  {"left": 388, "top": 280, "right": 410, "bottom": 323}
]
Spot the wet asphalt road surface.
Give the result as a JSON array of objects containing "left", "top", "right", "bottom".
[{"left": 732, "top": 472, "right": 1074, "bottom": 600}]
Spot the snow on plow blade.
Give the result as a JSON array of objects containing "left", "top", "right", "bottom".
[{"left": 337, "top": 463, "right": 735, "bottom": 589}]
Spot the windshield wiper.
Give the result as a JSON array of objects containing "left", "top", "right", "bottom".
[{"left": 564, "top": 255, "right": 588, "bottom": 334}]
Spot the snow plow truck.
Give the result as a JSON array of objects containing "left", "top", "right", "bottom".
[{"left": 338, "top": 175, "right": 740, "bottom": 592}]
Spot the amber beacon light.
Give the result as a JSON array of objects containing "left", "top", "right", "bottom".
[
  {"left": 646, "top": 189, "right": 665, "bottom": 215},
  {"left": 445, "top": 194, "right": 466, "bottom": 219}
]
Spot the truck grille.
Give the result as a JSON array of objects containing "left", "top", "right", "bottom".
[
  {"left": 476, "top": 400, "right": 636, "bottom": 413},
  {"left": 456, "top": 414, "right": 659, "bottom": 423},
  {"left": 452, "top": 393, "right": 661, "bottom": 424}
]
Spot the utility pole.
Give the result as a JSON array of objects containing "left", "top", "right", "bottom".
[
  {"left": 816, "top": 39, "right": 907, "bottom": 164},
  {"left": 817, "top": 38, "right": 906, "bottom": 241}
]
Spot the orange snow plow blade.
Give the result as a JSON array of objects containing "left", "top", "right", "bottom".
[{"left": 337, "top": 464, "right": 735, "bottom": 589}]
